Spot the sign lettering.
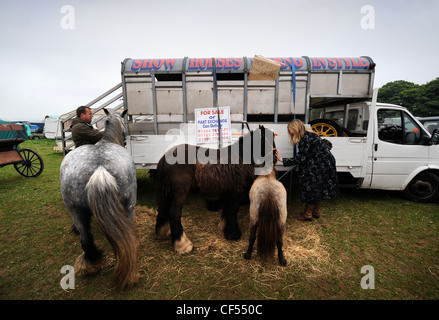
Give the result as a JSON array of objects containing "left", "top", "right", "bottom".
[
  {"left": 129, "top": 57, "right": 370, "bottom": 72},
  {"left": 195, "top": 107, "right": 231, "bottom": 144},
  {"left": 131, "top": 58, "right": 177, "bottom": 71},
  {"left": 311, "top": 57, "right": 369, "bottom": 70}
]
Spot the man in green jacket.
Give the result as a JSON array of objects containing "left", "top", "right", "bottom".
[{"left": 71, "top": 106, "right": 103, "bottom": 148}]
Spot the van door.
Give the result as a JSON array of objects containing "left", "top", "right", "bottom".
[{"left": 370, "top": 107, "right": 429, "bottom": 190}]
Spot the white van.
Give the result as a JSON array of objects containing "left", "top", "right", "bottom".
[{"left": 316, "top": 95, "right": 439, "bottom": 202}]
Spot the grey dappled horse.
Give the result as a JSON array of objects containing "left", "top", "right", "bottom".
[{"left": 60, "top": 109, "right": 139, "bottom": 290}]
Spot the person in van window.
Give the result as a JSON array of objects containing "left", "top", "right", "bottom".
[{"left": 276, "top": 119, "right": 339, "bottom": 221}]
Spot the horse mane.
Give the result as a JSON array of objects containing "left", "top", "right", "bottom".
[
  {"left": 100, "top": 114, "right": 125, "bottom": 147},
  {"left": 221, "top": 130, "right": 253, "bottom": 164},
  {"left": 222, "top": 126, "right": 271, "bottom": 163}
]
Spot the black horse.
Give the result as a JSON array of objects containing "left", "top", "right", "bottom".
[{"left": 155, "top": 125, "right": 277, "bottom": 253}]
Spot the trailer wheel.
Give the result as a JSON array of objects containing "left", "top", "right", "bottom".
[
  {"left": 309, "top": 119, "right": 344, "bottom": 137},
  {"left": 403, "top": 172, "right": 439, "bottom": 203}
]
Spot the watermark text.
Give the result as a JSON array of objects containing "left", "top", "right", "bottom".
[
  {"left": 60, "top": 265, "right": 75, "bottom": 290},
  {"left": 60, "top": 5, "right": 75, "bottom": 30}
]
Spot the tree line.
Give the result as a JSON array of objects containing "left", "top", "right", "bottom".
[{"left": 377, "top": 78, "right": 439, "bottom": 117}]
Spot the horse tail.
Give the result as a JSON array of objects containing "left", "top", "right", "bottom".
[
  {"left": 86, "top": 166, "right": 139, "bottom": 290},
  {"left": 155, "top": 155, "right": 171, "bottom": 209},
  {"left": 155, "top": 156, "right": 173, "bottom": 240},
  {"left": 257, "top": 196, "right": 280, "bottom": 261}
]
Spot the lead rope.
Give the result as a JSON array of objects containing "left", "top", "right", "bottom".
[
  {"left": 291, "top": 58, "right": 297, "bottom": 158},
  {"left": 277, "top": 164, "right": 296, "bottom": 181}
]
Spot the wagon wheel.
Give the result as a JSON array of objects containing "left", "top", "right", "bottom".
[
  {"left": 13, "top": 148, "right": 44, "bottom": 177},
  {"left": 309, "top": 119, "right": 344, "bottom": 137}
]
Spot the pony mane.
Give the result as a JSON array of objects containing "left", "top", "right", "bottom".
[{"left": 224, "top": 126, "right": 275, "bottom": 164}]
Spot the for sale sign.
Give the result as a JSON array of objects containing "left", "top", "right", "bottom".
[{"left": 195, "top": 107, "right": 231, "bottom": 144}]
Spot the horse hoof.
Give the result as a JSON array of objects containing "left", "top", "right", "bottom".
[
  {"left": 279, "top": 258, "right": 287, "bottom": 266},
  {"left": 174, "top": 232, "right": 193, "bottom": 254},
  {"left": 244, "top": 252, "right": 251, "bottom": 260}
]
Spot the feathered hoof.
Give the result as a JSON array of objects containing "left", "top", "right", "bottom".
[
  {"left": 174, "top": 232, "right": 193, "bottom": 254},
  {"left": 74, "top": 253, "right": 104, "bottom": 275},
  {"left": 155, "top": 222, "right": 171, "bottom": 240}
]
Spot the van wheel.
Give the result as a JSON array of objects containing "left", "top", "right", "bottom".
[
  {"left": 309, "top": 119, "right": 344, "bottom": 137},
  {"left": 403, "top": 172, "right": 439, "bottom": 203}
]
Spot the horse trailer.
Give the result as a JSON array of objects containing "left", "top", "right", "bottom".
[
  {"left": 59, "top": 55, "right": 439, "bottom": 202},
  {"left": 120, "top": 56, "right": 374, "bottom": 169}
]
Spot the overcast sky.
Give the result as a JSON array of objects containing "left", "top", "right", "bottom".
[{"left": 1, "top": 0, "right": 438, "bottom": 122}]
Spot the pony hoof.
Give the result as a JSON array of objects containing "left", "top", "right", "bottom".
[
  {"left": 174, "top": 232, "right": 193, "bottom": 254},
  {"left": 244, "top": 252, "right": 251, "bottom": 260},
  {"left": 279, "top": 258, "right": 287, "bottom": 266}
]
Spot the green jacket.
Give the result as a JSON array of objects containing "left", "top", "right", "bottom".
[{"left": 71, "top": 118, "right": 103, "bottom": 148}]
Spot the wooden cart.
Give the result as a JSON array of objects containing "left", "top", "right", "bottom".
[{"left": 0, "top": 124, "right": 44, "bottom": 177}]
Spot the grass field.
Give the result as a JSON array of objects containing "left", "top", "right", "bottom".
[{"left": 1, "top": 139, "right": 438, "bottom": 300}]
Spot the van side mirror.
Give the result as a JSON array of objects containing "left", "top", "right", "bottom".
[{"left": 430, "top": 129, "right": 439, "bottom": 145}]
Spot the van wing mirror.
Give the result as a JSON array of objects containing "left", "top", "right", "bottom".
[{"left": 430, "top": 129, "right": 439, "bottom": 145}]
